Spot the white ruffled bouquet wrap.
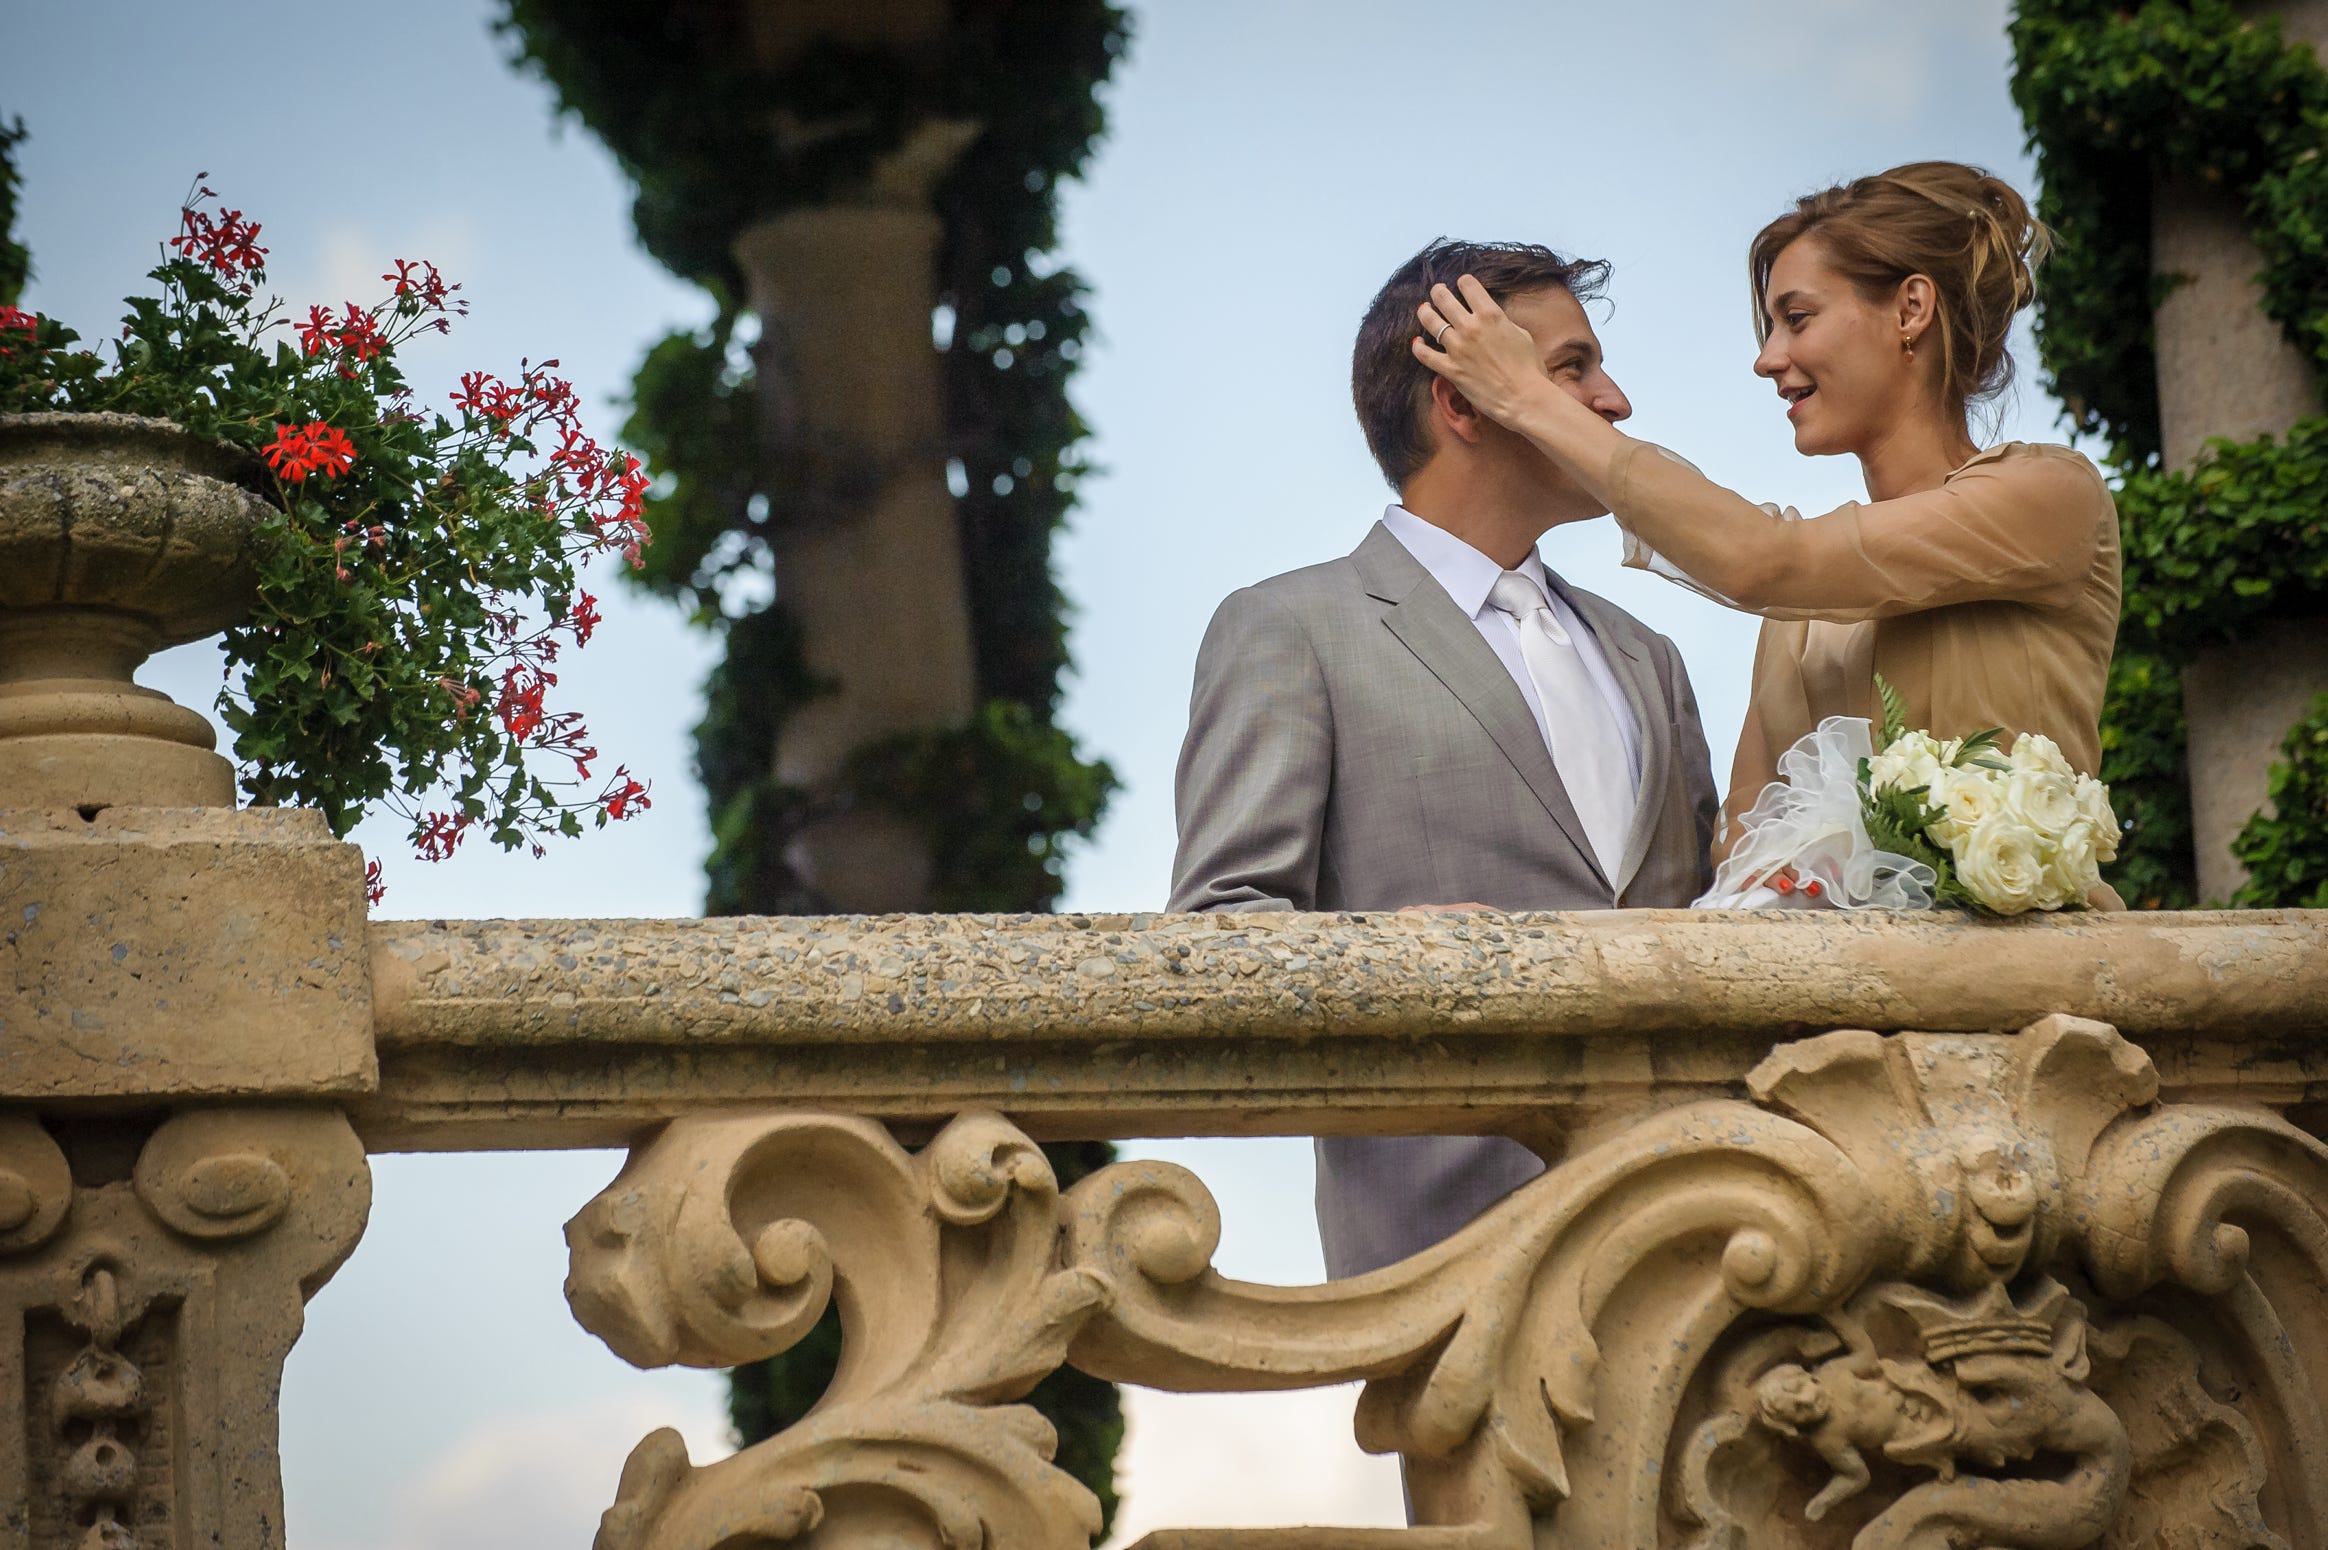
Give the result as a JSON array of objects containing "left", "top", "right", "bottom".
[{"left": 1696, "top": 679, "right": 2120, "bottom": 915}]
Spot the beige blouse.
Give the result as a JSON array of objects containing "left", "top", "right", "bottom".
[{"left": 1607, "top": 440, "right": 2122, "bottom": 852}]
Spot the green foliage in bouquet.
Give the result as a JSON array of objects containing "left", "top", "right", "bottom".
[
  {"left": 1860, "top": 782, "right": 1982, "bottom": 911},
  {"left": 1858, "top": 678, "right": 2006, "bottom": 912}
]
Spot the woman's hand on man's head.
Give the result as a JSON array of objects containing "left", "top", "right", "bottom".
[{"left": 1411, "top": 275, "right": 1549, "bottom": 425}]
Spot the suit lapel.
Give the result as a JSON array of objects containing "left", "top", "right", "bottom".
[
  {"left": 1353, "top": 524, "right": 1606, "bottom": 888},
  {"left": 1556, "top": 579, "right": 1674, "bottom": 900}
]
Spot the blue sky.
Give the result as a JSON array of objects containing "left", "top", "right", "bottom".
[{"left": 7, "top": 0, "right": 2057, "bottom": 1539}]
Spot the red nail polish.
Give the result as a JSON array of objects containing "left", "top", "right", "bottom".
[
  {"left": 1773, "top": 875, "right": 1794, "bottom": 894},
  {"left": 1803, "top": 879, "right": 1824, "bottom": 898}
]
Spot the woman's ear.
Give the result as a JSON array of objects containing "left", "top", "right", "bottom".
[
  {"left": 1431, "top": 375, "right": 1488, "bottom": 446},
  {"left": 1895, "top": 274, "right": 1940, "bottom": 340}
]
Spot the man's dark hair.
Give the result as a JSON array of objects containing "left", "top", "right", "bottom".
[{"left": 1351, "top": 239, "right": 1612, "bottom": 491}]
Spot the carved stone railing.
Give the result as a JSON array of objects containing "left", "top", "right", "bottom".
[{"left": 10, "top": 791, "right": 2328, "bottom": 1548}]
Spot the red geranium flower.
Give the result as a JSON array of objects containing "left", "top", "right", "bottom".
[
  {"left": 602, "top": 768, "right": 650, "bottom": 821},
  {"left": 296, "top": 305, "right": 337, "bottom": 357},
  {"left": 335, "top": 304, "right": 388, "bottom": 363},
  {"left": 169, "top": 203, "right": 268, "bottom": 284},
  {"left": 415, "top": 811, "right": 473, "bottom": 862},
  {"left": 306, "top": 424, "right": 356, "bottom": 477},
  {"left": 567, "top": 590, "right": 602, "bottom": 648},
  {"left": 0, "top": 305, "right": 37, "bottom": 357},
  {"left": 262, "top": 421, "right": 357, "bottom": 483}
]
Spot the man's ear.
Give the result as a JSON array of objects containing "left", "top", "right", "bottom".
[{"left": 1430, "top": 376, "right": 1489, "bottom": 447}]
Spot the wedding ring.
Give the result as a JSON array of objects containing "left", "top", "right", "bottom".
[{"left": 1433, "top": 323, "right": 1453, "bottom": 346}]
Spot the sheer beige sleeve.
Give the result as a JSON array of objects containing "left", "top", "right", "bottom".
[{"left": 1607, "top": 441, "right": 2107, "bottom": 625}]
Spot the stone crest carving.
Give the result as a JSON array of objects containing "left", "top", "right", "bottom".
[{"left": 565, "top": 1016, "right": 2328, "bottom": 1548}]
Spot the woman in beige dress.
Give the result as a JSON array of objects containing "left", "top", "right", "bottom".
[{"left": 1410, "top": 161, "right": 2120, "bottom": 869}]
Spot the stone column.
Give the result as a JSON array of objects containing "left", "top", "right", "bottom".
[
  {"left": 0, "top": 414, "right": 378, "bottom": 1549},
  {"left": 2153, "top": 0, "right": 2328, "bottom": 901},
  {"left": 731, "top": 118, "right": 982, "bottom": 914}
]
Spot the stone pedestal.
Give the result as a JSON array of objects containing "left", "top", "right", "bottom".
[
  {"left": 1, "top": 806, "right": 376, "bottom": 1101},
  {"left": 0, "top": 1108, "right": 370, "bottom": 1550},
  {"left": 731, "top": 129, "right": 981, "bottom": 914},
  {"left": 0, "top": 412, "right": 378, "bottom": 1549}
]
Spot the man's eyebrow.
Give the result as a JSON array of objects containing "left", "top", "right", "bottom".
[{"left": 1541, "top": 333, "right": 1599, "bottom": 363}]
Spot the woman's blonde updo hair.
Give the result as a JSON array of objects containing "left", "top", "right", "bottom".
[{"left": 1748, "top": 161, "right": 2052, "bottom": 427}]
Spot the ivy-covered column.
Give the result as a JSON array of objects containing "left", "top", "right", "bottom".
[
  {"left": 2014, "top": 0, "right": 2328, "bottom": 909},
  {"left": 732, "top": 123, "right": 981, "bottom": 912},
  {"left": 2153, "top": 1, "right": 2328, "bottom": 901}
]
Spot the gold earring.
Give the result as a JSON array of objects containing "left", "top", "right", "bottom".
[{"left": 1902, "top": 331, "right": 1916, "bottom": 358}]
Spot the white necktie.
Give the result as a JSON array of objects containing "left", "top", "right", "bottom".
[{"left": 1487, "top": 571, "right": 1634, "bottom": 877}]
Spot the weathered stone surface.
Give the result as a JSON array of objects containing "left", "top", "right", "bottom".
[
  {"left": 1, "top": 807, "right": 375, "bottom": 1100},
  {"left": 566, "top": 1018, "right": 2328, "bottom": 1549},
  {"left": 0, "top": 1105, "right": 370, "bottom": 1550},
  {"left": 364, "top": 909, "right": 2328, "bottom": 1149}
]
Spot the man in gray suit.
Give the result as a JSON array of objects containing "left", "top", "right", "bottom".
[{"left": 1168, "top": 239, "right": 1719, "bottom": 1280}]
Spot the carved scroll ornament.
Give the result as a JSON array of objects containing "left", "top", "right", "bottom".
[
  {"left": 565, "top": 1016, "right": 2328, "bottom": 1549},
  {"left": 566, "top": 1111, "right": 1111, "bottom": 1550}
]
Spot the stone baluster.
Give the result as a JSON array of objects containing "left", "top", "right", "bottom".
[
  {"left": 2151, "top": 0, "right": 2328, "bottom": 901},
  {"left": 1, "top": 413, "right": 377, "bottom": 1550}
]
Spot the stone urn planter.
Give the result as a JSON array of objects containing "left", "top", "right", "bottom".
[{"left": 0, "top": 412, "right": 269, "bottom": 810}]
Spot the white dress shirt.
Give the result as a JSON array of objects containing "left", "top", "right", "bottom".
[{"left": 1381, "top": 504, "right": 1644, "bottom": 790}]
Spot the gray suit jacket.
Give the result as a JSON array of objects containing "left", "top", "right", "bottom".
[{"left": 1168, "top": 521, "right": 1718, "bottom": 1276}]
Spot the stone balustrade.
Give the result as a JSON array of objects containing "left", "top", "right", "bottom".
[{"left": 9, "top": 796, "right": 2328, "bottom": 1549}]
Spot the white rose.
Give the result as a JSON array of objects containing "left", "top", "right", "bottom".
[
  {"left": 2008, "top": 732, "right": 2074, "bottom": 777},
  {"left": 2002, "top": 764, "right": 2080, "bottom": 836},
  {"left": 1956, "top": 814, "right": 2048, "bottom": 915},
  {"left": 1921, "top": 767, "right": 1965, "bottom": 847},
  {"left": 1933, "top": 764, "right": 2004, "bottom": 852},
  {"left": 2049, "top": 818, "right": 2103, "bottom": 905},
  {"left": 1869, "top": 730, "right": 1944, "bottom": 794},
  {"left": 2074, "top": 776, "right": 2121, "bottom": 863}
]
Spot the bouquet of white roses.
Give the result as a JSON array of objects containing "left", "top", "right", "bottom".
[
  {"left": 1858, "top": 681, "right": 2119, "bottom": 915},
  {"left": 1695, "top": 679, "right": 2118, "bottom": 915}
]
